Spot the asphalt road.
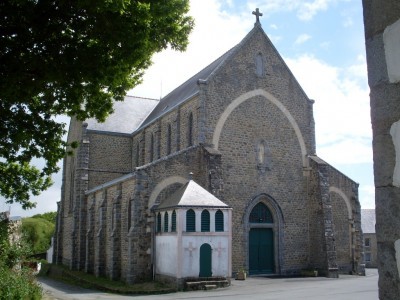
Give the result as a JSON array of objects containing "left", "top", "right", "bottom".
[{"left": 39, "top": 268, "right": 379, "bottom": 300}]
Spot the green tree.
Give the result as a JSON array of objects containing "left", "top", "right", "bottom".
[
  {"left": 32, "top": 211, "right": 57, "bottom": 224},
  {"left": 22, "top": 217, "right": 55, "bottom": 254},
  {"left": 0, "top": 0, "right": 194, "bottom": 209}
]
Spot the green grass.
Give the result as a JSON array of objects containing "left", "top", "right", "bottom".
[{"left": 40, "top": 264, "right": 177, "bottom": 295}]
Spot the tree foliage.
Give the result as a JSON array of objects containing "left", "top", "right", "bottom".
[
  {"left": 0, "top": 0, "right": 194, "bottom": 209},
  {"left": 22, "top": 216, "right": 55, "bottom": 254}
]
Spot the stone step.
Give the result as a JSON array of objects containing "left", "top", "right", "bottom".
[{"left": 204, "top": 284, "right": 217, "bottom": 290}]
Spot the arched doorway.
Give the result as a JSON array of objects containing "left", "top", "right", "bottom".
[
  {"left": 248, "top": 202, "right": 274, "bottom": 274},
  {"left": 199, "top": 243, "right": 212, "bottom": 277}
]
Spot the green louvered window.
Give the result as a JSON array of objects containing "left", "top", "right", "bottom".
[
  {"left": 215, "top": 210, "right": 224, "bottom": 232},
  {"left": 164, "top": 211, "right": 169, "bottom": 232},
  {"left": 201, "top": 210, "right": 210, "bottom": 232},
  {"left": 249, "top": 202, "right": 273, "bottom": 223},
  {"left": 171, "top": 210, "right": 177, "bottom": 232},
  {"left": 157, "top": 212, "right": 162, "bottom": 232},
  {"left": 186, "top": 209, "right": 195, "bottom": 232}
]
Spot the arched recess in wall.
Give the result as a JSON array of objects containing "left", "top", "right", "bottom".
[
  {"left": 329, "top": 186, "right": 352, "bottom": 219},
  {"left": 212, "top": 88, "right": 308, "bottom": 168},
  {"left": 243, "top": 193, "right": 284, "bottom": 275},
  {"left": 148, "top": 176, "right": 187, "bottom": 210}
]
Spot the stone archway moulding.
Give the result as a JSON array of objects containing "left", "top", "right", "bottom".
[
  {"left": 212, "top": 88, "right": 308, "bottom": 168},
  {"left": 148, "top": 176, "right": 187, "bottom": 210},
  {"left": 329, "top": 186, "right": 352, "bottom": 219}
]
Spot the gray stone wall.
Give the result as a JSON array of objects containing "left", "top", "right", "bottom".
[
  {"left": 363, "top": 1, "right": 400, "bottom": 298},
  {"left": 87, "top": 131, "right": 132, "bottom": 189}
]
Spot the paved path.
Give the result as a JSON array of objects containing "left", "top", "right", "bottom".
[{"left": 39, "top": 269, "right": 378, "bottom": 300}]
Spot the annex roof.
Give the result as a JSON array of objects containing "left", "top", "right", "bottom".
[
  {"left": 156, "top": 180, "right": 229, "bottom": 210},
  {"left": 361, "top": 209, "right": 376, "bottom": 234},
  {"left": 86, "top": 96, "right": 159, "bottom": 134}
]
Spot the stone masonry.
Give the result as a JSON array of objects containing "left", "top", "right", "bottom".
[
  {"left": 54, "top": 15, "right": 363, "bottom": 284},
  {"left": 362, "top": 1, "right": 400, "bottom": 298}
]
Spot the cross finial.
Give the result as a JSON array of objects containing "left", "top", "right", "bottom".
[{"left": 252, "top": 8, "right": 263, "bottom": 24}]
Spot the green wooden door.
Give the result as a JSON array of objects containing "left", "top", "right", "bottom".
[
  {"left": 199, "top": 243, "right": 212, "bottom": 277},
  {"left": 249, "top": 228, "right": 274, "bottom": 274}
]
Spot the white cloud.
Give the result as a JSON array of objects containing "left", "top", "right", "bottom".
[
  {"left": 359, "top": 185, "right": 375, "bottom": 209},
  {"left": 285, "top": 54, "right": 372, "bottom": 165},
  {"left": 295, "top": 34, "right": 312, "bottom": 45},
  {"left": 247, "top": 0, "right": 334, "bottom": 21}
]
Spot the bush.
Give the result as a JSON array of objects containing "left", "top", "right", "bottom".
[
  {"left": 22, "top": 217, "right": 55, "bottom": 254},
  {"left": 0, "top": 230, "right": 42, "bottom": 299}
]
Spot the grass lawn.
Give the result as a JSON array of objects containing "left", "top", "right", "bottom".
[{"left": 39, "top": 263, "right": 177, "bottom": 295}]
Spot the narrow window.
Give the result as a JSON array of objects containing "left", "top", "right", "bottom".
[
  {"left": 365, "top": 252, "right": 371, "bottom": 262},
  {"left": 256, "top": 52, "right": 264, "bottom": 76},
  {"left": 167, "top": 124, "right": 172, "bottom": 155},
  {"left": 157, "top": 212, "right": 161, "bottom": 233},
  {"left": 215, "top": 210, "right": 224, "bottom": 232},
  {"left": 201, "top": 210, "right": 210, "bottom": 232},
  {"left": 186, "top": 209, "right": 195, "bottom": 232},
  {"left": 150, "top": 133, "right": 154, "bottom": 162},
  {"left": 128, "top": 199, "right": 133, "bottom": 229},
  {"left": 188, "top": 112, "right": 193, "bottom": 147},
  {"left": 136, "top": 142, "right": 140, "bottom": 167},
  {"left": 171, "top": 210, "right": 177, "bottom": 232},
  {"left": 164, "top": 212, "right": 169, "bottom": 232},
  {"left": 365, "top": 238, "right": 371, "bottom": 247}
]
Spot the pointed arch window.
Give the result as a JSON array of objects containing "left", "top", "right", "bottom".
[
  {"left": 201, "top": 210, "right": 210, "bottom": 232},
  {"left": 256, "top": 52, "right": 264, "bottom": 77},
  {"left": 171, "top": 210, "right": 177, "bottom": 232},
  {"left": 150, "top": 133, "right": 154, "bottom": 162},
  {"left": 249, "top": 202, "right": 273, "bottom": 223},
  {"left": 164, "top": 212, "right": 169, "bottom": 232},
  {"left": 215, "top": 210, "right": 224, "bottom": 232},
  {"left": 188, "top": 112, "right": 193, "bottom": 146},
  {"left": 157, "top": 212, "right": 162, "bottom": 232},
  {"left": 135, "top": 142, "right": 140, "bottom": 167},
  {"left": 167, "top": 124, "right": 172, "bottom": 155},
  {"left": 186, "top": 209, "right": 195, "bottom": 232}
]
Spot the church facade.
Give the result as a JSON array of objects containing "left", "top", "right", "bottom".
[{"left": 53, "top": 16, "right": 364, "bottom": 284}]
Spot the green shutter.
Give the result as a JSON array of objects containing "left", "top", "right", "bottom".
[
  {"left": 171, "top": 210, "right": 177, "bottom": 232},
  {"left": 164, "top": 212, "right": 169, "bottom": 232},
  {"left": 157, "top": 212, "right": 161, "bottom": 232},
  {"left": 186, "top": 209, "right": 195, "bottom": 232},
  {"left": 201, "top": 210, "right": 210, "bottom": 232},
  {"left": 215, "top": 210, "right": 224, "bottom": 232}
]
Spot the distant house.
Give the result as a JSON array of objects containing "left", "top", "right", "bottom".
[
  {"left": 0, "top": 211, "right": 22, "bottom": 244},
  {"left": 361, "top": 209, "right": 377, "bottom": 268}
]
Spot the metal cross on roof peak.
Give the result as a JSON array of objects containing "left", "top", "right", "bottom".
[{"left": 252, "top": 8, "right": 263, "bottom": 23}]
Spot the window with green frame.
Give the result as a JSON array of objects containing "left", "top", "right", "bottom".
[
  {"left": 186, "top": 209, "right": 195, "bottom": 232},
  {"left": 201, "top": 210, "right": 210, "bottom": 232},
  {"left": 171, "top": 210, "right": 177, "bottom": 232},
  {"left": 215, "top": 210, "right": 224, "bottom": 232},
  {"left": 157, "top": 212, "right": 161, "bottom": 232}
]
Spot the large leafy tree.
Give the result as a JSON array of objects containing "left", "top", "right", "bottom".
[{"left": 0, "top": 0, "right": 194, "bottom": 209}]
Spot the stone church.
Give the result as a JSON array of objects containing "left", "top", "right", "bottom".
[{"left": 53, "top": 12, "right": 364, "bottom": 285}]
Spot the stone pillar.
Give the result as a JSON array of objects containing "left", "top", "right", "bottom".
[
  {"left": 317, "top": 164, "right": 338, "bottom": 278},
  {"left": 362, "top": 1, "right": 400, "bottom": 298},
  {"left": 109, "top": 186, "right": 122, "bottom": 280}
]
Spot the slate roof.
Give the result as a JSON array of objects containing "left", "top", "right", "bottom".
[
  {"left": 156, "top": 180, "right": 229, "bottom": 210},
  {"left": 86, "top": 96, "right": 159, "bottom": 134},
  {"left": 136, "top": 48, "right": 236, "bottom": 131},
  {"left": 361, "top": 209, "right": 376, "bottom": 233}
]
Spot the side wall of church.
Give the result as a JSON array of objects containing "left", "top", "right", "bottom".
[
  {"left": 327, "top": 166, "right": 363, "bottom": 274},
  {"left": 57, "top": 118, "right": 84, "bottom": 266},
  {"left": 81, "top": 145, "right": 222, "bottom": 283},
  {"left": 87, "top": 131, "right": 132, "bottom": 190},
  {"left": 132, "top": 97, "right": 200, "bottom": 168}
]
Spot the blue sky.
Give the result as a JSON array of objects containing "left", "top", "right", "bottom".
[{"left": 3, "top": 0, "right": 373, "bottom": 216}]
